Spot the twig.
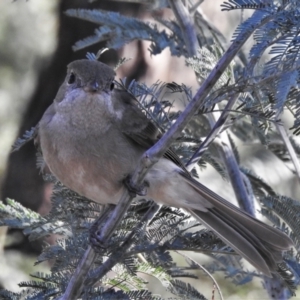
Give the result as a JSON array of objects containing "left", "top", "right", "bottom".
[
  {"left": 186, "top": 94, "right": 238, "bottom": 169},
  {"left": 57, "top": 246, "right": 97, "bottom": 300},
  {"left": 215, "top": 136, "right": 255, "bottom": 216},
  {"left": 186, "top": 90, "right": 256, "bottom": 215},
  {"left": 169, "top": 0, "right": 198, "bottom": 56},
  {"left": 86, "top": 202, "right": 157, "bottom": 286},
  {"left": 59, "top": 196, "right": 135, "bottom": 299},
  {"left": 192, "top": 3, "right": 226, "bottom": 48},
  {"left": 175, "top": 250, "right": 224, "bottom": 300},
  {"left": 59, "top": 201, "right": 158, "bottom": 299},
  {"left": 148, "top": 11, "right": 273, "bottom": 161},
  {"left": 189, "top": 0, "right": 204, "bottom": 14},
  {"left": 127, "top": 245, "right": 238, "bottom": 257},
  {"left": 276, "top": 123, "right": 300, "bottom": 181}
]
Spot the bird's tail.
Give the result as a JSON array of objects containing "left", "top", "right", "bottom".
[{"left": 182, "top": 175, "right": 293, "bottom": 277}]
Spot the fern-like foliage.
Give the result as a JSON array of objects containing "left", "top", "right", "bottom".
[
  {"left": 2, "top": 75, "right": 298, "bottom": 297},
  {"left": 260, "top": 195, "right": 300, "bottom": 248},
  {"left": 4, "top": 0, "right": 300, "bottom": 298},
  {"left": 0, "top": 184, "right": 221, "bottom": 299},
  {"left": 169, "top": 279, "right": 207, "bottom": 300},
  {"left": 221, "top": 0, "right": 271, "bottom": 11},
  {"left": 11, "top": 127, "right": 37, "bottom": 152},
  {"left": 65, "top": 9, "right": 188, "bottom": 57}
]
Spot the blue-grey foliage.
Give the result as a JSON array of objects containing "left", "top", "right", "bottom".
[
  {"left": 66, "top": 9, "right": 187, "bottom": 56},
  {"left": 3, "top": 0, "right": 300, "bottom": 299}
]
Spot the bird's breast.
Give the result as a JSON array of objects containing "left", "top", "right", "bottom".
[{"left": 39, "top": 108, "right": 142, "bottom": 204}]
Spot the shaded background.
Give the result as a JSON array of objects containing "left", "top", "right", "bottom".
[{"left": 0, "top": 0, "right": 299, "bottom": 299}]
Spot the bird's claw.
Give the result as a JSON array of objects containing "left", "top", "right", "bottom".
[
  {"left": 89, "top": 219, "right": 108, "bottom": 251},
  {"left": 123, "top": 175, "right": 148, "bottom": 197},
  {"left": 89, "top": 223, "right": 116, "bottom": 252},
  {"left": 89, "top": 234, "right": 108, "bottom": 252}
]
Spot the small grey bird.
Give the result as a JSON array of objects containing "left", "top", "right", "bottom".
[{"left": 37, "top": 59, "right": 293, "bottom": 277}]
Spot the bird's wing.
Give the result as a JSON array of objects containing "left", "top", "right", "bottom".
[{"left": 112, "top": 88, "right": 189, "bottom": 172}]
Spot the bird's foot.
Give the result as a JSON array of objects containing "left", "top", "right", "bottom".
[
  {"left": 123, "top": 175, "right": 148, "bottom": 197},
  {"left": 89, "top": 225, "right": 106, "bottom": 251},
  {"left": 89, "top": 221, "right": 107, "bottom": 251}
]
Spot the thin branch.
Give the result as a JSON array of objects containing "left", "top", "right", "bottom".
[
  {"left": 250, "top": 69, "right": 300, "bottom": 182},
  {"left": 86, "top": 203, "right": 157, "bottom": 286},
  {"left": 215, "top": 136, "right": 255, "bottom": 216},
  {"left": 247, "top": 33, "right": 290, "bottom": 76},
  {"left": 192, "top": 3, "right": 226, "bottom": 50},
  {"left": 276, "top": 122, "right": 300, "bottom": 181},
  {"left": 57, "top": 246, "right": 97, "bottom": 300},
  {"left": 169, "top": 0, "right": 198, "bottom": 56},
  {"left": 186, "top": 90, "right": 256, "bottom": 216},
  {"left": 175, "top": 250, "right": 224, "bottom": 300},
  {"left": 148, "top": 11, "right": 273, "bottom": 161},
  {"left": 186, "top": 93, "right": 239, "bottom": 169},
  {"left": 59, "top": 203, "right": 157, "bottom": 299},
  {"left": 189, "top": 0, "right": 204, "bottom": 14},
  {"left": 127, "top": 245, "right": 237, "bottom": 257}
]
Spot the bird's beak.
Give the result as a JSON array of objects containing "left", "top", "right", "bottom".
[{"left": 84, "top": 81, "right": 99, "bottom": 93}]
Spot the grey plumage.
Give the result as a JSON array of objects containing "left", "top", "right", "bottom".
[{"left": 37, "top": 59, "right": 293, "bottom": 277}]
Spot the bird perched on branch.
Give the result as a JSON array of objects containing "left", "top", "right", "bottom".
[{"left": 37, "top": 59, "right": 293, "bottom": 277}]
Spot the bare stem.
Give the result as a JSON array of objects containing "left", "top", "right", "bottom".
[
  {"left": 276, "top": 122, "right": 300, "bottom": 181},
  {"left": 215, "top": 136, "right": 255, "bottom": 216},
  {"left": 169, "top": 0, "right": 198, "bottom": 56},
  {"left": 176, "top": 250, "right": 224, "bottom": 300},
  {"left": 86, "top": 202, "right": 157, "bottom": 286},
  {"left": 57, "top": 246, "right": 97, "bottom": 300},
  {"left": 186, "top": 94, "right": 238, "bottom": 169}
]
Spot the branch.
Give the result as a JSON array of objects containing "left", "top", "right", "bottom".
[
  {"left": 60, "top": 9, "right": 273, "bottom": 299},
  {"left": 169, "top": 0, "right": 198, "bottom": 56},
  {"left": 149, "top": 11, "right": 272, "bottom": 160},
  {"left": 175, "top": 250, "right": 224, "bottom": 300},
  {"left": 57, "top": 246, "right": 97, "bottom": 300},
  {"left": 216, "top": 136, "right": 255, "bottom": 216},
  {"left": 185, "top": 89, "right": 256, "bottom": 216},
  {"left": 85, "top": 203, "right": 157, "bottom": 286},
  {"left": 276, "top": 123, "right": 300, "bottom": 181},
  {"left": 186, "top": 94, "right": 239, "bottom": 169}
]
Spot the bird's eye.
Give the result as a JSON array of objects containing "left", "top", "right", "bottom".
[
  {"left": 110, "top": 82, "right": 114, "bottom": 91},
  {"left": 68, "top": 72, "right": 76, "bottom": 85}
]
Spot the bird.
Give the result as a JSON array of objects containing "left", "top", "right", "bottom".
[{"left": 37, "top": 59, "right": 293, "bottom": 277}]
